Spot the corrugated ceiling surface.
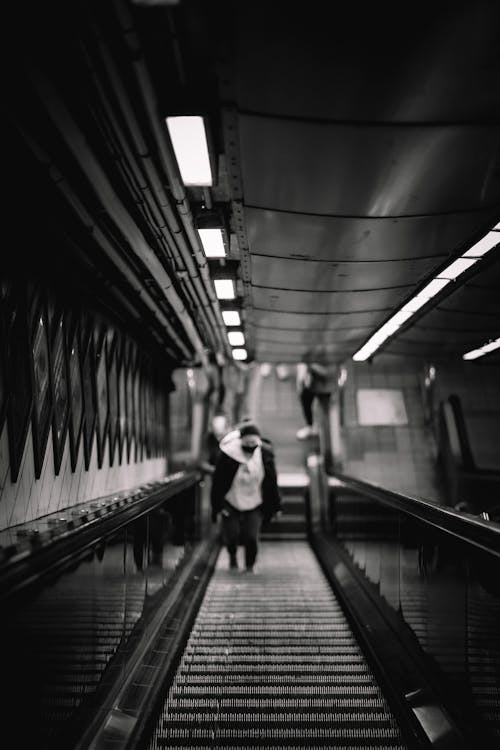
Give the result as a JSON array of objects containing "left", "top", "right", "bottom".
[{"left": 222, "top": 1, "right": 500, "bottom": 363}]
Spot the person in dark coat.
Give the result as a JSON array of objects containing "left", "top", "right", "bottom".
[{"left": 210, "top": 422, "right": 281, "bottom": 572}]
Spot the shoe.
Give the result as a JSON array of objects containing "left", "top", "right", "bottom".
[
  {"left": 229, "top": 554, "right": 238, "bottom": 570},
  {"left": 244, "top": 566, "right": 255, "bottom": 574}
]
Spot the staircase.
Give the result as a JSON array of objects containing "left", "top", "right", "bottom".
[{"left": 262, "top": 481, "right": 308, "bottom": 540}]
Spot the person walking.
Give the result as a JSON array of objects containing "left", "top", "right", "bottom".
[
  {"left": 296, "top": 361, "right": 334, "bottom": 439},
  {"left": 210, "top": 422, "right": 281, "bottom": 572}
]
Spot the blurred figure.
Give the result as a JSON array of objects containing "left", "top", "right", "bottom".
[
  {"left": 296, "top": 361, "right": 333, "bottom": 439},
  {"left": 200, "top": 412, "right": 230, "bottom": 475},
  {"left": 211, "top": 422, "right": 281, "bottom": 572},
  {"left": 221, "top": 415, "right": 275, "bottom": 455},
  {"left": 206, "top": 351, "right": 225, "bottom": 412}
]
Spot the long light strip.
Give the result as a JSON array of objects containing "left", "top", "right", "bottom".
[
  {"left": 463, "top": 338, "right": 500, "bottom": 360},
  {"left": 198, "top": 228, "right": 226, "bottom": 257},
  {"left": 353, "top": 227, "right": 500, "bottom": 361},
  {"left": 166, "top": 116, "right": 213, "bottom": 186}
]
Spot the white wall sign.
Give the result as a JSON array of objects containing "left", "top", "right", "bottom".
[{"left": 356, "top": 388, "right": 408, "bottom": 425}]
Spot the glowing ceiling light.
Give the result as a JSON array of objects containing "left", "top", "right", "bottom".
[
  {"left": 390, "top": 309, "right": 413, "bottom": 327},
  {"left": 166, "top": 116, "right": 213, "bottom": 186},
  {"left": 418, "top": 278, "right": 451, "bottom": 299},
  {"left": 214, "top": 279, "right": 235, "bottom": 300},
  {"left": 462, "top": 231, "right": 499, "bottom": 257},
  {"left": 232, "top": 348, "right": 247, "bottom": 361},
  {"left": 463, "top": 337, "right": 500, "bottom": 360},
  {"left": 222, "top": 310, "right": 241, "bottom": 326},
  {"left": 401, "top": 296, "right": 429, "bottom": 314},
  {"left": 353, "top": 222, "right": 499, "bottom": 362},
  {"left": 352, "top": 344, "right": 377, "bottom": 362},
  {"left": 437, "top": 257, "right": 478, "bottom": 280},
  {"left": 198, "top": 228, "right": 226, "bottom": 258},
  {"left": 228, "top": 331, "right": 245, "bottom": 346}
]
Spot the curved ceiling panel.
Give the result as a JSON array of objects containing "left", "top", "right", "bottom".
[
  {"left": 251, "top": 310, "right": 385, "bottom": 331},
  {"left": 251, "top": 287, "right": 408, "bottom": 316},
  {"left": 385, "top": 333, "right": 500, "bottom": 361},
  {"left": 244, "top": 207, "right": 495, "bottom": 262},
  {"left": 250, "top": 255, "right": 439, "bottom": 293},
  {"left": 240, "top": 115, "right": 500, "bottom": 217},
  {"left": 250, "top": 326, "right": 367, "bottom": 346},
  {"left": 423, "top": 253, "right": 500, "bottom": 316},
  {"left": 412, "top": 314, "right": 500, "bottom": 334},
  {"left": 383, "top": 253, "right": 500, "bottom": 358},
  {"left": 254, "top": 342, "right": 355, "bottom": 364},
  {"left": 234, "top": 3, "right": 500, "bottom": 122}
]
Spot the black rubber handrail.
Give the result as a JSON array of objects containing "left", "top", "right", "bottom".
[
  {"left": 442, "top": 394, "right": 500, "bottom": 476},
  {"left": 446, "top": 394, "right": 476, "bottom": 471},
  {"left": 328, "top": 470, "right": 500, "bottom": 558},
  {"left": 0, "top": 470, "right": 200, "bottom": 605}
]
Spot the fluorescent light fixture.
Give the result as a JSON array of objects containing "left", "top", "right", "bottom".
[
  {"left": 418, "top": 278, "right": 451, "bottom": 298},
  {"left": 214, "top": 278, "right": 235, "bottom": 299},
  {"left": 165, "top": 116, "right": 212, "bottom": 186},
  {"left": 222, "top": 310, "right": 241, "bottom": 326},
  {"left": 353, "top": 226, "right": 499, "bottom": 362},
  {"left": 437, "top": 257, "right": 477, "bottom": 280},
  {"left": 228, "top": 331, "right": 245, "bottom": 346},
  {"left": 198, "top": 228, "right": 225, "bottom": 258},
  {"left": 462, "top": 231, "right": 499, "bottom": 258},
  {"left": 463, "top": 337, "right": 500, "bottom": 360},
  {"left": 401, "top": 296, "right": 429, "bottom": 314},
  {"left": 232, "top": 348, "right": 247, "bottom": 360},
  {"left": 390, "top": 309, "right": 413, "bottom": 327},
  {"left": 353, "top": 344, "right": 377, "bottom": 362}
]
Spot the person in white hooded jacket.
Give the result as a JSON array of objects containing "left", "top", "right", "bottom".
[{"left": 210, "top": 423, "right": 281, "bottom": 572}]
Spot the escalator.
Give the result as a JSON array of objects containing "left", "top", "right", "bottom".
[
  {"left": 149, "top": 542, "right": 406, "bottom": 749},
  {"left": 1, "top": 465, "right": 498, "bottom": 749}
]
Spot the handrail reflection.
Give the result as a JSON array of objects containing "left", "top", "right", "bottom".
[
  {"left": 0, "top": 470, "right": 201, "bottom": 604},
  {"left": 327, "top": 470, "right": 500, "bottom": 558}
]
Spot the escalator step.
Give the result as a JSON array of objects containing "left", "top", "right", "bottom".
[
  {"left": 148, "top": 542, "right": 407, "bottom": 749},
  {"left": 167, "top": 698, "right": 387, "bottom": 709}
]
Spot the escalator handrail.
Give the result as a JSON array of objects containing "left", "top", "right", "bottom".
[
  {"left": 445, "top": 394, "right": 477, "bottom": 471},
  {"left": 440, "top": 394, "right": 500, "bottom": 476},
  {"left": 0, "top": 470, "right": 200, "bottom": 604},
  {"left": 328, "top": 470, "right": 500, "bottom": 558}
]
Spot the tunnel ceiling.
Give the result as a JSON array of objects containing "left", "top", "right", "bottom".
[
  {"left": 171, "top": 0, "right": 500, "bottom": 365},
  {"left": 5, "top": 0, "right": 500, "bottom": 367}
]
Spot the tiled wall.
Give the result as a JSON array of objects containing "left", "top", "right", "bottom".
[
  {"left": 336, "top": 358, "right": 443, "bottom": 502},
  {"left": 0, "top": 422, "right": 166, "bottom": 530},
  {"left": 0, "top": 279, "right": 171, "bottom": 532}
]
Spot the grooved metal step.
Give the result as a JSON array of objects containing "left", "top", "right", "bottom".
[{"left": 148, "top": 542, "right": 407, "bottom": 749}]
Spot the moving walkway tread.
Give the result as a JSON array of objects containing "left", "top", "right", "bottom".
[{"left": 147, "top": 542, "right": 408, "bottom": 748}]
